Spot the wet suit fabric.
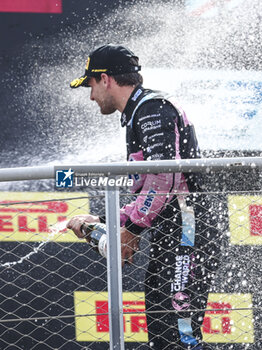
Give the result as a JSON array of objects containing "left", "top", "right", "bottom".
[{"left": 120, "top": 85, "right": 220, "bottom": 349}]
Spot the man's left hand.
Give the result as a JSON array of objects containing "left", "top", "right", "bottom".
[{"left": 121, "top": 227, "right": 140, "bottom": 266}]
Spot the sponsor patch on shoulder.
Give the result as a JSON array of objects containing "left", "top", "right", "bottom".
[{"left": 131, "top": 89, "right": 143, "bottom": 101}]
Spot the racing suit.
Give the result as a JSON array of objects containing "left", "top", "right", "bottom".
[{"left": 120, "top": 85, "right": 220, "bottom": 349}]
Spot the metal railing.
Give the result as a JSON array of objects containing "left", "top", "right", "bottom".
[
  {"left": 0, "top": 157, "right": 261, "bottom": 181},
  {"left": 0, "top": 157, "right": 261, "bottom": 350}
]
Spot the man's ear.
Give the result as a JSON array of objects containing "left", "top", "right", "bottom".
[{"left": 100, "top": 73, "right": 111, "bottom": 88}]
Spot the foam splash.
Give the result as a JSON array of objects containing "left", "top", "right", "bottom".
[
  {"left": 0, "top": 220, "right": 68, "bottom": 268},
  {"left": 2, "top": 0, "right": 259, "bottom": 170}
]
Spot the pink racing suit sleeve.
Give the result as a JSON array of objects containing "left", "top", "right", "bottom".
[
  {"left": 124, "top": 172, "right": 178, "bottom": 234},
  {"left": 122, "top": 99, "right": 187, "bottom": 235}
]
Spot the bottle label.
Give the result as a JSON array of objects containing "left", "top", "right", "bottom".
[{"left": 98, "top": 234, "right": 107, "bottom": 258}]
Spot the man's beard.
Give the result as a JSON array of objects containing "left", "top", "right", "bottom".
[{"left": 99, "top": 94, "right": 117, "bottom": 115}]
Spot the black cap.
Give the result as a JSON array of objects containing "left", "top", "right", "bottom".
[{"left": 70, "top": 44, "right": 141, "bottom": 88}]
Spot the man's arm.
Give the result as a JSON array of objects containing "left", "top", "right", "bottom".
[
  {"left": 67, "top": 101, "right": 178, "bottom": 262},
  {"left": 123, "top": 99, "right": 179, "bottom": 234}
]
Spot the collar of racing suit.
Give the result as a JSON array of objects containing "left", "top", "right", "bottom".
[{"left": 120, "top": 85, "right": 150, "bottom": 127}]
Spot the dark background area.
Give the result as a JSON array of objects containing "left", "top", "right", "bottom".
[
  {"left": 0, "top": 0, "right": 134, "bottom": 164},
  {"left": 0, "top": 0, "right": 135, "bottom": 53}
]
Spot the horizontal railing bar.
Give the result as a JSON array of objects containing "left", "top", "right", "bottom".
[
  {"left": 0, "top": 307, "right": 259, "bottom": 324},
  {"left": 0, "top": 157, "right": 261, "bottom": 182},
  {"left": 0, "top": 165, "right": 55, "bottom": 182}
]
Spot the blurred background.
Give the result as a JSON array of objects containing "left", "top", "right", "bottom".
[{"left": 0, "top": 0, "right": 261, "bottom": 172}]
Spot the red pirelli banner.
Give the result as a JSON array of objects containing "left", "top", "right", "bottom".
[
  {"left": 0, "top": 0, "right": 62, "bottom": 13},
  {"left": 0, "top": 192, "right": 88, "bottom": 242}
]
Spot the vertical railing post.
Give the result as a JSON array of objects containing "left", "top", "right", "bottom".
[{"left": 105, "top": 178, "right": 125, "bottom": 349}]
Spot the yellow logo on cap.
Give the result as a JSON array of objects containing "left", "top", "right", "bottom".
[
  {"left": 85, "top": 57, "right": 90, "bottom": 70},
  {"left": 70, "top": 76, "right": 87, "bottom": 88},
  {"left": 91, "top": 69, "right": 108, "bottom": 72}
]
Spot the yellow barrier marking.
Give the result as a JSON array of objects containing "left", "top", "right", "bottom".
[
  {"left": 228, "top": 195, "right": 262, "bottom": 245},
  {"left": 74, "top": 292, "right": 254, "bottom": 343}
]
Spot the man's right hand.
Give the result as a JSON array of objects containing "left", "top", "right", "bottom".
[{"left": 67, "top": 214, "right": 100, "bottom": 240}]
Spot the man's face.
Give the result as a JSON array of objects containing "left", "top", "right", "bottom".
[{"left": 88, "top": 77, "right": 117, "bottom": 115}]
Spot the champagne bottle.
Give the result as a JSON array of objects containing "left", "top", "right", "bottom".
[{"left": 81, "top": 222, "right": 107, "bottom": 258}]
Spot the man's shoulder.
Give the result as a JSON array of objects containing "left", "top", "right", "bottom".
[
  {"left": 126, "top": 86, "right": 179, "bottom": 128},
  {"left": 135, "top": 95, "right": 179, "bottom": 120}
]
